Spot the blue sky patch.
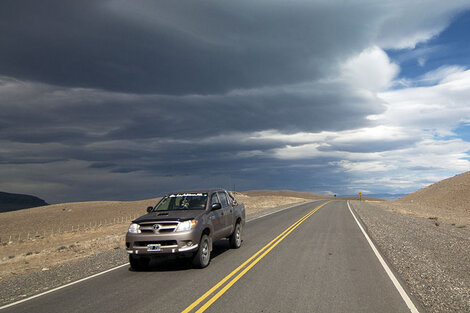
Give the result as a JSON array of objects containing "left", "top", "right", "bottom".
[
  {"left": 454, "top": 123, "right": 470, "bottom": 142},
  {"left": 388, "top": 9, "right": 470, "bottom": 82}
]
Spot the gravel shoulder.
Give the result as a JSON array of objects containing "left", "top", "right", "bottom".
[
  {"left": 0, "top": 200, "right": 312, "bottom": 306},
  {"left": 0, "top": 249, "right": 128, "bottom": 307},
  {"left": 351, "top": 200, "right": 470, "bottom": 313}
]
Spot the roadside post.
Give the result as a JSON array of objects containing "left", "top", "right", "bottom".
[{"left": 359, "top": 192, "right": 362, "bottom": 201}]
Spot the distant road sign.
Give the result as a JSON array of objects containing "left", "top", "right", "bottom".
[{"left": 359, "top": 192, "right": 362, "bottom": 196}]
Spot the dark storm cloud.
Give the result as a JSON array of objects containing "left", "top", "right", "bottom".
[
  {"left": 107, "top": 87, "right": 382, "bottom": 140},
  {"left": 0, "top": 77, "right": 383, "bottom": 149},
  {"left": 0, "top": 0, "right": 379, "bottom": 94},
  {"left": 2, "top": 1, "right": 470, "bottom": 202}
]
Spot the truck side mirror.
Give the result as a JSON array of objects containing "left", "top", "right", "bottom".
[
  {"left": 211, "top": 203, "right": 222, "bottom": 210},
  {"left": 147, "top": 206, "right": 153, "bottom": 213}
]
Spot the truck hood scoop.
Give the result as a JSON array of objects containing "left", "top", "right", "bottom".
[{"left": 132, "top": 210, "right": 204, "bottom": 223}]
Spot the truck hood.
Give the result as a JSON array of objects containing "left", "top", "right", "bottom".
[{"left": 132, "top": 210, "right": 205, "bottom": 223}]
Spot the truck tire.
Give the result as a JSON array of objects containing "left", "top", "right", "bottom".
[
  {"left": 129, "top": 254, "right": 150, "bottom": 271},
  {"left": 192, "top": 234, "right": 211, "bottom": 268},
  {"left": 229, "top": 222, "right": 242, "bottom": 249}
]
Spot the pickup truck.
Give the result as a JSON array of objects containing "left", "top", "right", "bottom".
[{"left": 126, "top": 189, "right": 245, "bottom": 269}]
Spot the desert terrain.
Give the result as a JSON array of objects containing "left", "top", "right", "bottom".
[
  {"left": 0, "top": 191, "right": 321, "bottom": 281},
  {"left": 2, "top": 173, "right": 470, "bottom": 312}
]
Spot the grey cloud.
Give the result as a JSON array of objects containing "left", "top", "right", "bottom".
[
  {"left": 407, "top": 166, "right": 440, "bottom": 171},
  {"left": 0, "top": 78, "right": 384, "bottom": 145},
  {"left": 88, "top": 162, "right": 116, "bottom": 169},
  {"left": 107, "top": 91, "right": 382, "bottom": 140},
  {"left": 375, "top": 1, "right": 470, "bottom": 49},
  {"left": 318, "top": 138, "right": 418, "bottom": 153},
  {"left": 0, "top": 0, "right": 384, "bottom": 94},
  {"left": 4, "top": 129, "right": 93, "bottom": 144}
]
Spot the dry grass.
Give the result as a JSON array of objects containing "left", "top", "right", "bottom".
[
  {"left": 0, "top": 198, "right": 161, "bottom": 243},
  {"left": 0, "top": 193, "right": 309, "bottom": 280},
  {"left": 232, "top": 192, "right": 309, "bottom": 212}
]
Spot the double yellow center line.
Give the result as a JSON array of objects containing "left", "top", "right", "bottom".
[{"left": 181, "top": 201, "right": 330, "bottom": 313}]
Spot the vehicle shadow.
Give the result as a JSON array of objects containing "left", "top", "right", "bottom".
[{"left": 128, "top": 239, "right": 233, "bottom": 272}]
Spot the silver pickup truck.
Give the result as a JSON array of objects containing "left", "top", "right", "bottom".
[{"left": 126, "top": 189, "right": 245, "bottom": 269}]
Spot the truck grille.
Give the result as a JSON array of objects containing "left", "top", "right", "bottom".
[{"left": 139, "top": 221, "right": 179, "bottom": 233}]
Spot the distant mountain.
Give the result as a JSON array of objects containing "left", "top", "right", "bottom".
[
  {"left": 241, "top": 190, "right": 329, "bottom": 200},
  {"left": 336, "top": 193, "right": 405, "bottom": 200},
  {"left": 336, "top": 195, "right": 384, "bottom": 201},
  {"left": 370, "top": 193, "right": 406, "bottom": 200},
  {"left": 0, "top": 191, "right": 48, "bottom": 213}
]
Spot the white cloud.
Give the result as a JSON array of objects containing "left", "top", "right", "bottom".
[
  {"left": 379, "top": 67, "right": 470, "bottom": 134},
  {"left": 420, "top": 65, "right": 467, "bottom": 85},
  {"left": 264, "top": 63, "right": 470, "bottom": 193},
  {"left": 341, "top": 46, "right": 400, "bottom": 92}
]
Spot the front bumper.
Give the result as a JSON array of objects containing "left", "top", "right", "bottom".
[{"left": 126, "top": 230, "right": 201, "bottom": 255}]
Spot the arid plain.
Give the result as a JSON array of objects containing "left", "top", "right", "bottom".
[{"left": 1, "top": 174, "right": 470, "bottom": 311}]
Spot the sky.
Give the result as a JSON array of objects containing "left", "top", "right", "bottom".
[{"left": 1, "top": 0, "right": 470, "bottom": 203}]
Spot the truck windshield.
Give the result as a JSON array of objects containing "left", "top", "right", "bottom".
[{"left": 153, "top": 193, "right": 208, "bottom": 211}]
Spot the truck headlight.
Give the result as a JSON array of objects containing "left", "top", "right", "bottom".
[
  {"left": 175, "top": 220, "right": 197, "bottom": 232},
  {"left": 128, "top": 223, "right": 141, "bottom": 233}
]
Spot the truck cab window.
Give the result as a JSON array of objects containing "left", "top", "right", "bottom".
[
  {"left": 211, "top": 193, "right": 220, "bottom": 205},
  {"left": 218, "top": 192, "right": 229, "bottom": 207}
]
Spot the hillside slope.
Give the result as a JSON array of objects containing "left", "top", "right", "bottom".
[
  {"left": 0, "top": 191, "right": 48, "bottom": 213},
  {"left": 397, "top": 171, "right": 470, "bottom": 213}
]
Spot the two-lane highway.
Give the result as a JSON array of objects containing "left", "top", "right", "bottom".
[{"left": 1, "top": 201, "right": 420, "bottom": 313}]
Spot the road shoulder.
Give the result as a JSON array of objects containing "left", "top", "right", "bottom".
[{"left": 350, "top": 200, "right": 470, "bottom": 313}]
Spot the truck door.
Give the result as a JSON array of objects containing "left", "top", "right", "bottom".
[
  {"left": 209, "top": 193, "right": 225, "bottom": 239},
  {"left": 217, "top": 191, "right": 233, "bottom": 236}
]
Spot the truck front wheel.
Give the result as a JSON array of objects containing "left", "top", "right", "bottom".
[{"left": 192, "top": 234, "right": 211, "bottom": 268}]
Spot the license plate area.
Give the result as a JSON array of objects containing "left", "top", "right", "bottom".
[{"left": 147, "top": 244, "right": 161, "bottom": 252}]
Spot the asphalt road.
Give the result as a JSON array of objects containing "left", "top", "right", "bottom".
[{"left": 1, "top": 201, "right": 420, "bottom": 313}]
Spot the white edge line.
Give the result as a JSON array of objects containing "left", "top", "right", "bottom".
[
  {"left": 347, "top": 201, "right": 420, "bottom": 313},
  {"left": 0, "top": 199, "right": 318, "bottom": 310},
  {"left": 247, "top": 200, "right": 317, "bottom": 222},
  {"left": 0, "top": 263, "right": 129, "bottom": 310}
]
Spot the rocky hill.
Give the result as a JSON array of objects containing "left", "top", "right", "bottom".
[
  {"left": 397, "top": 171, "right": 470, "bottom": 213},
  {"left": 0, "top": 191, "right": 48, "bottom": 213}
]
